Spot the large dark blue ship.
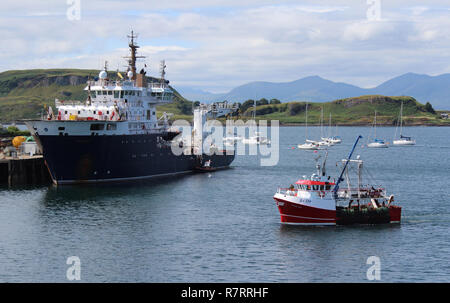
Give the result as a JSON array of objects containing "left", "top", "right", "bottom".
[{"left": 25, "top": 32, "right": 234, "bottom": 185}]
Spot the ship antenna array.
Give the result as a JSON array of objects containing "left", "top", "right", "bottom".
[
  {"left": 87, "top": 74, "right": 92, "bottom": 105},
  {"left": 124, "top": 30, "right": 146, "bottom": 80},
  {"left": 160, "top": 60, "right": 166, "bottom": 85}
]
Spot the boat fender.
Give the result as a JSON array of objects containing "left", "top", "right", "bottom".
[{"left": 318, "top": 191, "right": 325, "bottom": 198}]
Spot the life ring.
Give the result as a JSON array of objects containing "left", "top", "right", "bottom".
[{"left": 318, "top": 191, "right": 326, "bottom": 198}]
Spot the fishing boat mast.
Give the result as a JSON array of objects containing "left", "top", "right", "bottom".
[{"left": 333, "top": 135, "right": 363, "bottom": 198}]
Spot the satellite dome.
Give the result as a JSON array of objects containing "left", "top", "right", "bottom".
[
  {"left": 127, "top": 71, "right": 133, "bottom": 79},
  {"left": 99, "top": 70, "right": 107, "bottom": 79}
]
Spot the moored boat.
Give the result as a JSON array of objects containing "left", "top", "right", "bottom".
[
  {"left": 367, "top": 111, "right": 389, "bottom": 148},
  {"left": 393, "top": 101, "right": 416, "bottom": 146},
  {"left": 23, "top": 31, "right": 235, "bottom": 185},
  {"left": 297, "top": 103, "right": 320, "bottom": 150},
  {"left": 367, "top": 138, "right": 388, "bottom": 148},
  {"left": 194, "top": 159, "right": 217, "bottom": 172}
]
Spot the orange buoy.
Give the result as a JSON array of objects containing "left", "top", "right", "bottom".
[{"left": 12, "top": 136, "right": 26, "bottom": 148}]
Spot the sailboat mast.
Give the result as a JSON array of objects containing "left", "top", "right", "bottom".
[
  {"left": 328, "top": 112, "right": 332, "bottom": 138},
  {"left": 305, "top": 103, "right": 308, "bottom": 140},
  {"left": 399, "top": 101, "right": 403, "bottom": 136},
  {"left": 374, "top": 110, "right": 377, "bottom": 138},
  {"left": 320, "top": 107, "right": 323, "bottom": 138}
]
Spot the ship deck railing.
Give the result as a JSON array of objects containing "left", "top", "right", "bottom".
[
  {"left": 336, "top": 187, "right": 386, "bottom": 199},
  {"left": 85, "top": 80, "right": 171, "bottom": 90},
  {"left": 277, "top": 187, "right": 386, "bottom": 199},
  {"left": 55, "top": 99, "right": 86, "bottom": 107},
  {"left": 276, "top": 188, "right": 333, "bottom": 196}
]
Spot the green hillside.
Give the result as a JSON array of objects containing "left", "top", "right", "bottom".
[
  {"left": 0, "top": 69, "right": 448, "bottom": 125},
  {"left": 240, "top": 95, "right": 448, "bottom": 126},
  {"left": 0, "top": 69, "right": 190, "bottom": 121}
]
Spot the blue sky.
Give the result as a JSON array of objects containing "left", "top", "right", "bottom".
[{"left": 1, "top": 0, "right": 450, "bottom": 92}]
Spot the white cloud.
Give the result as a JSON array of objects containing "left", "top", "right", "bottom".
[
  {"left": 2, "top": 1, "right": 450, "bottom": 92},
  {"left": 342, "top": 21, "right": 397, "bottom": 41}
]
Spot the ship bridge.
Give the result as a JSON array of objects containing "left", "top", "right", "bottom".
[{"left": 84, "top": 78, "right": 173, "bottom": 105}]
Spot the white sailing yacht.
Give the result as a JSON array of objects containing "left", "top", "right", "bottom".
[
  {"left": 298, "top": 103, "right": 319, "bottom": 150},
  {"left": 367, "top": 110, "right": 388, "bottom": 148},
  {"left": 393, "top": 101, "right": 416, "bottom": 146},
  {"left": 242, "top": 99, "right": 270, "bottom": 145},
  {"left": 321, "top": 112, "right": 341, "bottom": 144},
  {"left": 311, "top": 107, "right": 334, "bottom": 146}
]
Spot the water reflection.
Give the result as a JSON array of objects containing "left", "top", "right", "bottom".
[{"left": 40, "top": 173, "right": 195, "bottom": 207}]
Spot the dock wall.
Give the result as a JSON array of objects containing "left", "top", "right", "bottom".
[{"left": 0, "top": 156, "right": 51, "bottom": 186}]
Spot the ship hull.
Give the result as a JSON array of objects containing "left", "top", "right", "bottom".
[
  {"left": 274, "top": 197, "right": 401, "bottom": 226},
  {"left": 274, "top": 197, "right": 337, "bottom": 226},
  {"left": 34, "top": 134, "right": 234, "bottom": 185},
  {"left": 393, "top": 140, "right": 415, "bottom": 146}
]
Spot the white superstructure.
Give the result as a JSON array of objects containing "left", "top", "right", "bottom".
[{"left": 30, "top": 32, "right": 175, "bottom": 137}]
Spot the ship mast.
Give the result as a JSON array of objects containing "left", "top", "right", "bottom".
[
  {"left": 124, "top": 30, "right": 146, "bottom": 80},
  {"left": 333, "top": 135, "right": 363, "bottom": 198},
  {"left": 160, "top": 60, "right": 166, "bottom": 85}
]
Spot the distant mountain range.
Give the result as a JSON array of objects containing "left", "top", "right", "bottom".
[{"left": 177, "top": 73, "right": 450, "bottom": 109}]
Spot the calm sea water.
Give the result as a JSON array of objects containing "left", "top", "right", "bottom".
[{"left": 0, "top": 126, "right": 449, "bottom": 282}]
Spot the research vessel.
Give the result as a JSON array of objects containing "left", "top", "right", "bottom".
[{"left": 25, "top": 32, "right": 234, "bottom": 184}]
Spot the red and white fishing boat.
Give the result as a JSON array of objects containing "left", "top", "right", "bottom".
[{"left": 274, "top": 136, "right": 401, "bottom": 226}]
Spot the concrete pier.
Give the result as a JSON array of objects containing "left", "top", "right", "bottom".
[{"left": 0, "top": 155, "right": 51, "bottom": 186}]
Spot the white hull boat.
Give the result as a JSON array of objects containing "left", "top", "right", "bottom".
[
  {"left": 367, "top": 140, "right": 388, "bottom": 148},
  {"left": 367, "top": 110, "right": 388, "bottom": 148},
  {"left": 298, "top": 142, "right": 320, "bottom": 150},
  {"left": 393, "top": 137, "right": 416, "bottom": 145},
  {"left": 393, "top": 101, "right": 415, "bottom": 146}
]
